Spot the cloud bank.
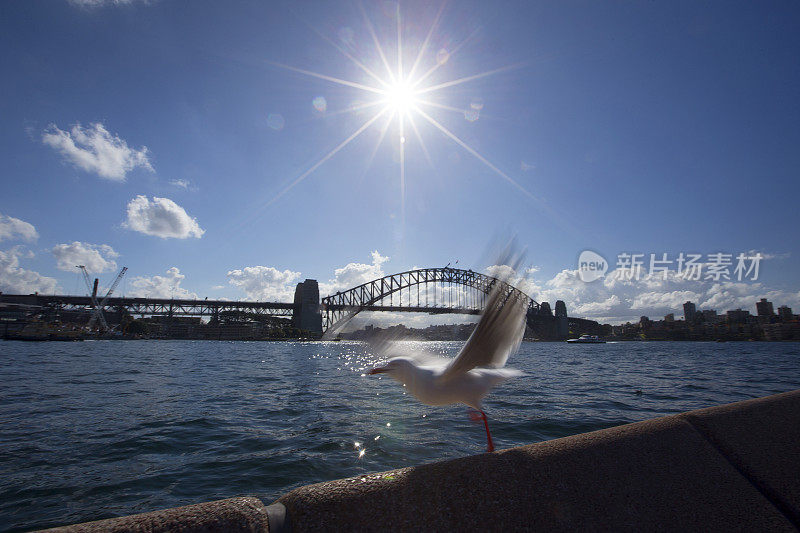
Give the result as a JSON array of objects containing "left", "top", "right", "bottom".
[
  {"left": 518, "top": 267, "right": 800, "bottom": 324},
  {"left": 319, "top": 251, "right": 390, "bottom": 295},
  {"left": 225, "top": 251, "right": 390, "bottom": 303},
  {"left": 0, "top": 213, "right": 38, "bottom": 243},
  {"left": 43, "top": 122, "right": 152, "bottom": 181},
  {"left": 227, "top": 266, "right": 302, "bottom": 301},
  {"left": 0, "top": 247, "right": 58, "bottom": 294},
  {"left": 128, "top": 267, "right": 197, "bottom": 299},
  {"left": 123, "top": 195, "right": 204, "bottom": 239},
  {"left": 52, "top": 242, "right": 119, "bottom": 273}
]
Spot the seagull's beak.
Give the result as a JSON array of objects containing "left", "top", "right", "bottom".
[{"left": 368, "top": 366, "right": 388, "bottom": 375}]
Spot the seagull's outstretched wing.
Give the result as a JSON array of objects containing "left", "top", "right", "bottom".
[
  {"left": 442, "top": 284, "right": 527, "bottom": 379},
  {"left": 365, "top": 332, "right": 450, "bottom": 369}
]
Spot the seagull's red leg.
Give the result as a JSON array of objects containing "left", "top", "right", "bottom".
[
  {"left": 467, "top": 409, "right": 495, "bottom": 452},
  {"left": 480, "top": 410, "right": 495, "bottom": 452}
]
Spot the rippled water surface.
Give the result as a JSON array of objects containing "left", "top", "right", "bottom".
[{"left": 2, "top": 339, "right": 799, "bottom": 531}]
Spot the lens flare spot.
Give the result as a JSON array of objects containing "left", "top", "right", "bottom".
[
  {"left": 267, "top": 113, "right": 285, "bottom": 130},
  {"left": 313, "top": 96, "right": 327, "bottom": 113},
  {"left": 464, "top": 108, "right": 480, "bottom": 122},
  {"left": 437, "top": 48, "right": 450, "bottom": 65},
  {"left": 470, "top": 98, "right": 484, "bottom": 111}
]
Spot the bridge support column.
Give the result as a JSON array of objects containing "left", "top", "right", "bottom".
[{"left": 292, "top": 279, "right": 322, "bottom": 335}]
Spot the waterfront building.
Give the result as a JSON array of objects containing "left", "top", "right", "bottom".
[
  {"left": 727, "top": 309, "right": 750, "bottom": 323},
  {"left": 683, "top": 301, "right": 697, "bottom": 322},
  {"left": 664, "top": 313, "right": 674, "bottom": 322},
  {"left": 701, "top": 309, "right": 719, "bottom": 323},
  {"left": 778, "top": 306, "right": 794, "bottom": 322},
  {"left": 756, "top": 298, "right": 775, "bottom": 317}
]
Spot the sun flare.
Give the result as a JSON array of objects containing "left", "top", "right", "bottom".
[{"left": 382, "top": 80, "right": 418, "bottom": 114}]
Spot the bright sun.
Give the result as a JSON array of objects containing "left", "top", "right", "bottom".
[
  {"left": 382, "top": 81, "right": 417, "bottom": 113},
  {"left": 266, "top": 2, "right": 537, "bottom": 218}
]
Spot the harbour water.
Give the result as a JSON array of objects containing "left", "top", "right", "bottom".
[{"left": 1, "top": 339, "right": 799, "bottom": 531}]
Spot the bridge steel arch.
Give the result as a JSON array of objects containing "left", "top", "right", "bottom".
[{"left": 321, "top": 267, "right": 539, "bottom": 333}]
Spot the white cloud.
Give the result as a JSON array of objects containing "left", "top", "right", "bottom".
[
  {"left": 630, "top": 290, "right": 704, "bottom": 311},
  {"left": 0, "top": 213, "right": 38, "bottom": 243},
  {"left": 227, "top": 266, "right": 302, "bottom": 301},
  {"left": 0, "top": 247, "right": 58, "bottom": 294},
  {"left": 747, "top": 250, "right": 790, "bottom": 261},
  {"left": 224, "top": 251, "right": 390, "bottom": 303},
  {"left": 123, "top": 195, "right": 204, "bottom": 239},
  {"left": 128, "top": 267, "right": 197, "bottom": 299},
  {"left": 319, "top": 250, "right": 390, "bottom": 295},
  {"left": 68, "top": 0, "right": 142, "bottom": 8},
  {"left": 42, "top": 122, "right": 152, "bottom": 181},
  {"left": 52, "top": 242, "right": 118, "bottom": 273},
  {"left": 169, "top": 179, "right": 195, "bottom": 190}
]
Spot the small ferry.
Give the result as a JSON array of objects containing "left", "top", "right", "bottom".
[{"left": 566, "top": 334, "right": 605, "bottom": 344}]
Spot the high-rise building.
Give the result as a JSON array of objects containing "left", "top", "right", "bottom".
[
  {"left": 664, "top": 313, "right": 674, "bottom": 322},
  {"left": 683, "top": 301, "right": 697, "bottom": 322},
  {"left": 756, "top": 298, "right": 774, "bottom": 317},
  {"left": 727, "top": 308, "right": 750, "bottom": 323},
  {"left": 778, "top": 306, "right": 794, "bottom": 322}
]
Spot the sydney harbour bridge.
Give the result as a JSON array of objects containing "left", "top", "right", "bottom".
[{"left": 0, "top": 267, "right": 601, "bottom": 339}]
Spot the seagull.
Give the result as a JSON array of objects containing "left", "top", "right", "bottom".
[{"left": 368, "top": 281, "right": 527, "bottom": 452}]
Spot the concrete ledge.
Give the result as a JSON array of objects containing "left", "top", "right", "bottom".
[
  {"left": 40, "top": 497, "right": 270, "bottom": 533},
  {"left": 683, "top": 389, "right": 800, "bottom": 524},
  {"left": 278, "top": 391, "right": 800, "bottom": 531},
  {"left": 279, "top": 413, "right": 796, "bottom": 531}
]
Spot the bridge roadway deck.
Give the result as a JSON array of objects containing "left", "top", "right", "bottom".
[
  {"left": 1, "top": 294, "right": 596, "bottom": 328},
  {"left": 0, "top": 294, "right": 296, "bottom": 316}
]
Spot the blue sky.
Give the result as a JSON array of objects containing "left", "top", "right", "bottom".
[{"left": 1, "top": 0, "right": 799, "bottom": 324}]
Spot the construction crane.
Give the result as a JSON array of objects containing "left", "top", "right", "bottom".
[{"left": 77, "top": 265, "right": 128, "bottom": 332}]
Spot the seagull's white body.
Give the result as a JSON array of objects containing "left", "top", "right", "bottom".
[
  {"left": 378, "top": 357, "right": 522, "bottom": 411},
  {"left": 368, "top": 280, "right": 528, "bottom": 451}
]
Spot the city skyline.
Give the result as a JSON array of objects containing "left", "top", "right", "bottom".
[{"left": 2, "top": 1, "right": 800, "bottom": 325}]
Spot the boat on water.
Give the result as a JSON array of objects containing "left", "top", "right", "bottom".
[{"left": 566, "top": 334, "right": 605, "bottom": 344}]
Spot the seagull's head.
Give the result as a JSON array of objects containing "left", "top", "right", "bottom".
[{"left": 368, "top": 358, "right": 415, "bottom": 378}]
